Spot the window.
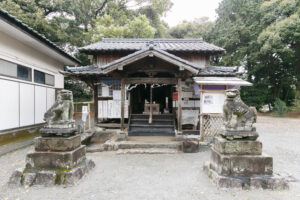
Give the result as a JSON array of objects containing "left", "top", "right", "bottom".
[
  {"left": 34, "top": 70, "right": 45, "bottom": 84},
  {"left": 0, "top": 59, "right": 17, "bottom": 77},
  {"left": 45, "top": 74, "right": 54, "bottom": 86},
  {"left": 34, "top": 70, "right": 54, "bottom": 86},
  {"left": 17, "top": 65, "right": 32, "bottom": 81},
  {"left": 0, "top": 59, "right": 32, "bottom": 81}
]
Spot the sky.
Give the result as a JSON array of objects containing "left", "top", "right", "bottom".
[{"left": 162, "top": 0, "right": 223, "bottom": 27}]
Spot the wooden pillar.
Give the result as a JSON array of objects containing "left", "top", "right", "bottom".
[
  {"left": 149, "top": 85, "right": 153, "bottom": 124},
  {"left": 177, "top": 78, "right": 182, "bottom": 133},
  {"left": 199, "top": 84, "right": 204, "bottom": 141},
  {"left": 121, "top": 78, "right": 125, "bottom": 131},
  {"left": 93, "top": 84, "right": 98, "bottom": 125}
]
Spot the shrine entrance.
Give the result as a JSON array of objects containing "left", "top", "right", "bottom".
[{"left": 130, "top": 84, "right": 173, "bottom": 115}]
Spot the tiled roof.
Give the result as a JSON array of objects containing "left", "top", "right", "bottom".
[
  {"left": 198, "top": 66, "right": 243, "bottom": 77},
  {"left": 64, "top": 65, "right": 97, "bottom": 75},
  {"left": 0, "top": 8, "right": 80, "bottom": 64},
  {"left": 79, "top": 38, "right": 225, "bottom": 53},
  {"left": 64, "top": 46, "right": 201, "bottom": 75}
]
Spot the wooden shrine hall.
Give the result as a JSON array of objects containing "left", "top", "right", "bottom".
[{"left": 62, "top": 38, "right": 251, "bottom": 137}]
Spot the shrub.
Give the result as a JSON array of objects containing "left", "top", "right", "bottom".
[{"left": 274, "top": 98, "right": 288, "bottom": 117}]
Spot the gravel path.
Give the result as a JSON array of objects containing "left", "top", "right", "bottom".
[{"left": 0, "top": 116, "right": 300, "bottom": 200}]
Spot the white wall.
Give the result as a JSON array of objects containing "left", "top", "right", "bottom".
[
  {"left": 0, "top": 31, "right": 64, "bottom": 89},
  {"left": 0, "top": 28, "right": 67, "bottom": 131},
  {"left": 0, "top": 79, "right": 19, "bottom": 130},
  {"left": 0, "top": 79, "right": 56, "bottom": 131},
  {"left": 20, "top": 83, "right": 34, "bottom": 126}
]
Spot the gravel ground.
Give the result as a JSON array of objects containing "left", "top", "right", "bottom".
[{"left": 0, "top": 116, "right": 300, "bottom": 200}]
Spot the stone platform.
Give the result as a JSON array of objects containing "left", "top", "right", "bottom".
[
  {"left": 9, "top": 134, "right": 95, "bottom": 186},
  {"left": 204, "top": 135, "right": 289, "bottom": 190},
  {"left": 203, "top": 162, "right": 288, "bottom": 190},
  {"left": 9, "top": 159, "right": 95, "bottom": 186}
]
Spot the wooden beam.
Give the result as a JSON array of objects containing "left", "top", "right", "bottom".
[
  {"left": 124, "top": 78, "right": 176, "bottom": 85},
  {"left": 177, "top": 78, "right": 182, "bottom": 133},
  {"left": 120, "top": 78, "right": 125, "bottom": 131},
  {"left": 93, "top": 84, "right": 98, "bottom": 125}
]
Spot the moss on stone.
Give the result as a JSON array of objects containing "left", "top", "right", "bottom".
[
  {"left": 55, "top": 172, "right": 62, "bottom": 185},
  {"left": 29, "top": 174, "right": 37, "bottom": 187}
]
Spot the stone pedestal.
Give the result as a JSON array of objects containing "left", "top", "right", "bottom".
[
  {"left": 9, "top": 134, "right": 95, "bottom": 186},
  {"left": 204, "top": 133, "right": 288, "bottom": 190}
]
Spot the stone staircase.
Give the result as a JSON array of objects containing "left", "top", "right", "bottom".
[{"left": 128, "top": 114, "right": 175, "bottom": 137}]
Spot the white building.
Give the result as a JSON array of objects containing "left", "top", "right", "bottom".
[{"left": 0, "top": 9, "right": 79, "bottom": 132}]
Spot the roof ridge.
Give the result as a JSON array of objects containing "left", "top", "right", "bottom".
[{"left": 101, "top": 38, "right": 204, "bottom": 43}]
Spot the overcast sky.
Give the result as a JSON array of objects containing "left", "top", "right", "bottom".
[{"left": 162, "top": 0, "right": 223, "bottom": 27}]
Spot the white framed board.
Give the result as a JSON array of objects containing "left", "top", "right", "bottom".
[{"left": 201, "top": 92, "right": 225, "bottom": 114}]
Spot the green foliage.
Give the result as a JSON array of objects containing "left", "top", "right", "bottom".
[
  {"left": 0, "top": 0, "right": 171, "bottom": 101},
  {"left": 0, "top": 0, "right": 171, "bottom": 54},
  {"left": 240, "top": 84, "right": 270, "bottom": 109},
  {"left": 168, "top": 17, "right": 214, "bottom": 40},
  {"left": 88, "top": 14, "right": 156, "bottom": 42},
  {"left": 64, "top": 78, "right": 93, "bottom": 102},
  {"left": 274, "top": 98, "right": 288, "bottom": 117},
  {"left": 206, "top": 0, "right": 300, "bottom": 108}
]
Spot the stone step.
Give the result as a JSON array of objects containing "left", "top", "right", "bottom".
[
  {"left": 128, "top": 131, "right": 175, "bottom": 136},
  {"left": 117, "top": 141, "right": 182, "bottom": 149},
  {"left": 130, "top": 119, "right": 173, "bottom": 125},
  {"left": 130, "top": 124, "right": 174, "bottom": 128},
  {"left": 131, "top": 114, "right": 174, "bottom": 120},
  {"left": 116, "top": 148, "right": 181, "bottom": 154}
]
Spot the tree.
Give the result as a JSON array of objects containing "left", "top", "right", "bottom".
[
  {"left": 168, "top": 17, "right": 214, "bottom": 40},
  {"left": 88, "top": 14, "right": 156, "bottom": 42},
  {"left": 258, "top": 0, "right": 300, "bottom": 101},
  {"left": 207, "top": 0, "right": 299, "bottom": 108}
]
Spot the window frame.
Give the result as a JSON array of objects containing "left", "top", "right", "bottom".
[
  {"left": 0, "top": 59, "right": 32, "bottom": 82},
  {"left": 34, "top": 69, "right": 55, "bottom": 86},
  {"left": 17, "top": 65, "right": 32, "bottom": 81}
]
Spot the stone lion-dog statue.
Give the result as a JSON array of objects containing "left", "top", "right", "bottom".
[
  {"left": 223, "top": 89, "right": 257, "bottom": 131},
  {"left": 44, "top": 90, "right": 74, "bottom": 128}
]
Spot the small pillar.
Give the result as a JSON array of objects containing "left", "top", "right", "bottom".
[
  {"left": 177, "top": 78, "right": 182, "bottom": 133},
  {"left": 120, "top": 78, "right": 125, "bottom": 131},
  {"left": 93, "top": 84, "right": 98, "bottom": 125}
]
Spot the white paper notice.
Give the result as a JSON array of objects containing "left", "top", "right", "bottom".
[{"left": 82, "top": 106, "right": 88, "bottom": 122}]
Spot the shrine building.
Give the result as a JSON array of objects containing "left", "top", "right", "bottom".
[{"left": 63, "top": 38, "right": 252, "bottom": 138}]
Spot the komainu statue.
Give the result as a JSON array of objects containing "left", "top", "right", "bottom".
[
  {"left": 44, "top": 90, "right": 75, "bottom": 129},
  {"left": 223, "top": 89, "right": 257, "bottom": 132}
]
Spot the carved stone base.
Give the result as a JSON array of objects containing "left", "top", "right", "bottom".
[
  {"left": 203, "top": 162, "right": 288, "bottom": 190},
  {"left": 40, "top": 127, "right": 77, "bottom": 137},
  {"left": 35, "top": 135, "right": 81, "bottom": 152},
  {"left": 213, "top": 136, "right": 262, "bottom": 155},
  {"left": 210, "top": 148, "right": 273, "bottom": 176},
  {"left": 9, "top": 159, "right": 95, "bottom": 187},
  {"left": 220, "top": 128, "right": 259, "bottom": 140},
  {"left": 26, "top": 145, "right": 86, "bottom": 170},
  {"left": 204, "top": 134, "right": 289, "bottom": 190}
]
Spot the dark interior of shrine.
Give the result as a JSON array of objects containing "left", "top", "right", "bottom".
[{"left": 129, "top": 84, "right": 174, "bottom": 114}]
